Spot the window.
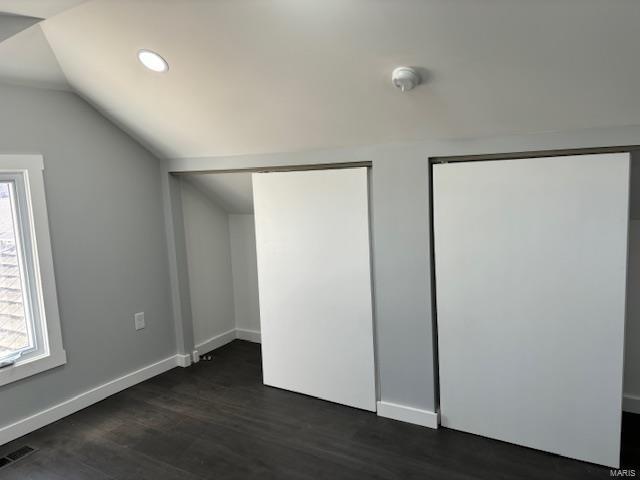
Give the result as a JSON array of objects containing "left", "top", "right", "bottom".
[{"left": 0, "top": 155, "right": 65, "bottom": 386}]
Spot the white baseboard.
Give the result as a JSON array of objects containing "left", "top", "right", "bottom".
[
  {"left": 235, "top": 328, "right": 261, "bottom": 343},
  {"left": 377, "top": 401, "right": 439, "bottom": 429},
  {"left": 192, "top": 328, "right": 261, "bottom": 360},
  {"left": 194, "top": 328, "right": 237, "bottom": 357},
  {"left": 623, "top": 394, "right": 640, "bottom": 414},
  {"left": 175, "top": 353, "right": 192, "bottom": 368},
  {"left": 0, "top": 354, "right": 178, "bottom": 446}
]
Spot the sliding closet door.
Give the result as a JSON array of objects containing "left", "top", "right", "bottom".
[
  {"left": 434, "top": 153, "right": 629, "bottom": 468},
  {"left": 252, "top": 168, "right": 376, "bottom": 411}
]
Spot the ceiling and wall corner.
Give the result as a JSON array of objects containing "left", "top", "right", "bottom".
[
  {"left": 0, "top": 6, "right": 77, "bottom": 91},
  {"left": 0, "top": 21, "right": 69, "bottom": 91},
  {"left": 0, "top": 0, "right": 88, "bottom": 19},
  {"left": 0, "top": 0, "right": 635, "bottom": 160},
  {"left": 0, "top": 14, "right": 40, "bottom": 42},
  {"left": 182, "top": 173, "right": 254, "bottom": 215},
  {"left": 0, "top": 1, "right": 90, "bottom": 90}
]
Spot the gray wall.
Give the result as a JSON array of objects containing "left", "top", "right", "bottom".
[
  {"left": 229, "top": 214, "right": 260, "bottom": 334},
  {"left": 180, "top": 180, "right": 235, "bottom": 345},
  {"left": 625, "top": 156, "right": 640, "bottom": 403},
  {"left": 0, "top": 82, "right": 175, "bottom": 427},
  {"left": 625, "top": 220, "right": 640, "bottom": 401},
  {"left": 370, "top": 155, "right": 435, "bottom": 409}
]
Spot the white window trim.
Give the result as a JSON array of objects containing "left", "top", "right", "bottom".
[{"left": 0, "top": 154, "right": 65, "bottom": 387}]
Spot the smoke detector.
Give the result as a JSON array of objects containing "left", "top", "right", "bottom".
[{"left": 392, "top": 67, "right": 421, "bottom": 92}]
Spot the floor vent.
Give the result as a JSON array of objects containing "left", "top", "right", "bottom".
[
  {"left": 7, "top": 446, "right": 35, "bottom": 461},
  {"left": 0, "top": 446, "right": 36, "bottom": 469}
]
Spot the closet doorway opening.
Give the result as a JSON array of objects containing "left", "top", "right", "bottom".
[
  {"left": 175, "top": 164, "right": 377, "bottom": 412},
  {"left": 430, "top": 149, "right": 638, "bottom": 468}
]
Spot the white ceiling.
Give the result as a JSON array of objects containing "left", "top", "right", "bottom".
[
  {"left": 2, "top": 1, "right": 640, "bottom": 159},
  {"left": 184, "top": 173, "right": 254, "bottom": 214}
]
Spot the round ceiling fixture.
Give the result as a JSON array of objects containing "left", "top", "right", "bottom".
[
  {"left": 137, "top": 49, "right": 169, "bottom": 73},
  {"left": 392, "top": 66, "right": 421, "bottom": 92}
]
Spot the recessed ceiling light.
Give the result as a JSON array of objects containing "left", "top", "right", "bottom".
[{"left": 137, "top": 49, "right": 168, "bottom": 73}]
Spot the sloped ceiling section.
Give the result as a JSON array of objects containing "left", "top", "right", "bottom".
[
  {"left": 0, "top": 7, "right": 77, "bottom": 91},
  {"left": 0, "top": 22, "right": 69, "bottom": 90},
  {"left": 0, "top": 13, "right": 39, "bottom": 42},
  {"left": 0, "top": 0, "right": 88, "bottom": 19},
  {"left": 184, "top": 173, "right": 254, "bottom": 214},
  {"left": 39, "top": 0, "right": 640, "bottom": 159}
]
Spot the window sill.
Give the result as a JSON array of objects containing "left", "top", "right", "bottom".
[{"left": 0, "top": 349, "right": 66, "bottom": 387}]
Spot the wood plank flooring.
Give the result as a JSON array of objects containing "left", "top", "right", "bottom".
[{"left": 1, "top": 340, "right": 638, "bottom": 479}]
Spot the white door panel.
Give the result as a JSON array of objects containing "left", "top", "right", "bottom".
[
  {"left": 434, "top": 153, "right": 629, "bottom": 467},
  {"left": 252, "top": 168, "right": 376, "bottom": 411}
]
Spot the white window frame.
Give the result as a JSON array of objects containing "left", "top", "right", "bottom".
[{"left": 0, "top": 155, "right": 65, "bottom": 387}]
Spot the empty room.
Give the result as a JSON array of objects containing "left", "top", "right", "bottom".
[{"left": 0, "top": 1, "right": 639, "bottom": 478}]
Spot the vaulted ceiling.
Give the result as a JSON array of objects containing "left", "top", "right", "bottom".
[{"left": 0, "top": 0, "right": 639, "bottom": 159}]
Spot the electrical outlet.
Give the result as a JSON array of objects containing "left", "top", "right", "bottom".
[{"left": 134, "top": 312, "right": 145, "bottom": 331}]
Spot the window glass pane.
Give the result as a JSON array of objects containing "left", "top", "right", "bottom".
[{"left": 0, "top": 182, "right": 32, "bottom": 360}]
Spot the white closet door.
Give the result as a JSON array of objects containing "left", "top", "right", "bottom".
[
  {"left": 252, "top": 168, "right": 376, "bottom": 411},
  {"left": 434, "top": 153, "right": 629, "bottom": 468}
]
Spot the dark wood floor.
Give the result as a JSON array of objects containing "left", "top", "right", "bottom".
[{"left": 1, "top": 340, "right": 638, "bottom": 479}]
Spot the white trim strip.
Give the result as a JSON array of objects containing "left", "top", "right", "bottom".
[
  {"left": 0, "top": 349, "right": 66, "bottom": 387},
  {"left": 377, "top": 401, "right": 439, "bottom": 429},
  {"left": 0, "top": 155, "right": 66, "bottom": 388},
  {"left": 175, "top": 353, "right": 192, "bottom": 368},
  {"left": 623, "top": 394, "right": 640, "bottom": 414},
  {"left": 235, "top": 328, "right": 261, "bottom": 343},
  {"left": 190, "top": 328, "right": 261, "bottom": 363},
  {"left": 194, "top": 328, "right": 237, "bottom": 357},
  {"left": 0, "top": 354, "right": 178, "bottom": 445}
]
